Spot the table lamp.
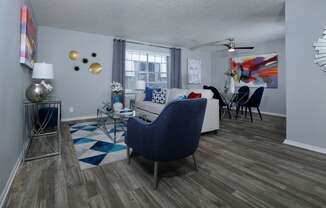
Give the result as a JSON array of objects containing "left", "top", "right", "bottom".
[
  {"left": 26, "top": 62, "right": 54, "bottom": 102},
  {"left": 33, "top": 63, "right": 54, "bottom": 94}
]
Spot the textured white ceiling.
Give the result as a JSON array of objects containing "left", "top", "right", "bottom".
[{"left": 30, "top": 0, "right": 285, "bottom": 49}]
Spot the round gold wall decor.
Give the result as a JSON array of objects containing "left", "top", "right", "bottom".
[
  {"left": 69, "top": 50, "right": 80, "bottom": 60},
  {"left": 89, "top": 63, "right": 102, "bottom": 75}
]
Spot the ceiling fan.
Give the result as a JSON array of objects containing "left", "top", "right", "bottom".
[{"left": 191, "top": 38, "right": 255, "bottom": 52}]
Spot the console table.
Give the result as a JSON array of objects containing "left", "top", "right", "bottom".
[{"left": 24, "top": 99, "right": 62, "bottom": 161}]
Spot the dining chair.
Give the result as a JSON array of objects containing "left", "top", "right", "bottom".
[
  {"left": 203, "top": 85, "right": 231, "bottom": 119},
  {"left": 231, "top": 86, "right": 250, "bottom": 114},
  {"left": 236, "top": 87, "right": 264, "bottom": 122}
]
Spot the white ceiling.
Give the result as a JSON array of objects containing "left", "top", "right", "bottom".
[{"left": 30, "top": 0, "right": 285, "bottom": 49}]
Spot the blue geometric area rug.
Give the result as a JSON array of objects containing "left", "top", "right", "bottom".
[{"left": 69, "top": 122, "right": 127, "bottom": 170}]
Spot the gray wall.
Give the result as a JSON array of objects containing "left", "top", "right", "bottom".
[
  {"left": 211, "top": 38, "right": 286, "bottom": 115},
  {"left": 37, "top": 26, "right": 114, "bottom": 120},
  {"left": 286, "top": 0, "right": 326, "bottom": 148},
  {"left": 38, "top": 27, "right": 213, "bottom": 119},
  {"left": 0, "top": 0, "right": 32, "bottom": 202}
]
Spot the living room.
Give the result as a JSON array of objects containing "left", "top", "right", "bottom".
[{"left": 1, "top": 0, "right": 326, "bottom": 207}]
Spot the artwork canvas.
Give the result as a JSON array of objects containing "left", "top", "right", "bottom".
[
  {"left": 230, "top": 53, "right": 278, "bottom": 88},
  {"left": 20, "top": 5, "right": 37, "bottom": 69},
  {"left": 188, "top": 59, "right": 202, "bottom": 84}
]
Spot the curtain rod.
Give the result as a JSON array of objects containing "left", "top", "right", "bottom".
[{"left": 125, "top": 40, "right": 173, "bottom": 50}]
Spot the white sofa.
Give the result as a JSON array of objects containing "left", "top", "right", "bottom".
[{"left": 134, "top": 88, "right": 219, "bottom": 133}]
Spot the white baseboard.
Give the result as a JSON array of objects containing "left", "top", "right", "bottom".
[
  {"left": 228, "top": 106, "right": 286, "bottom": 118},
  {"left": 253, "top": 110, "right": 286, "bottom": 118},
  {"left": 284, "top": 140, "right": 326, "bottom": 154},
  {"left": 0, "top": 151, "right": 24, "bottom": 208},
  {"left": 61, "top": 115, "right": 97, "bottom": 122}
]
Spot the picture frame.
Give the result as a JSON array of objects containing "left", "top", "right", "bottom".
[
  {"left": 188, "top": 59, "right": 202, "bottom": 84},
  {"left": 230, "top": 53, "right": 278, "bottom": 88},
  {"left": 20, "top": 5, "right": 37, "bottom": 69}
]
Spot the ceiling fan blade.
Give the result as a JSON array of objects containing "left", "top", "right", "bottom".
[
  {"left": 190, "top": 40, "right": 227, "bottom": 50},
  {"left": 234, "top": 47, "right": 255, "bottom": 50}
]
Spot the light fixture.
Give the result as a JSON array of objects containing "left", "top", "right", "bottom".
[
  {"left": 228, "top": 48, "right": 235, "bottom": 52},
  {"left": 228, "top": 39, "right": 236, "bottom": 52}
]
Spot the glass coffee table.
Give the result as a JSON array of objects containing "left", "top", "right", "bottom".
[{"left": 97, "top": 108, "right": 136, "bottom": 143}]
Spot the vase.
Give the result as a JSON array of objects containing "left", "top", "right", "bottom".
[
  {"left": 228, "top": 77, "right": 235, "bottom": 94},
  {"left": 111, "top": 91, "right": 123, "bottom": 112},
  {"left": 113, "top": 102, "right": 123, "bottom": 112}
]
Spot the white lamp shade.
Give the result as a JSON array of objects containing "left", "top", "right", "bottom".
[
  {"left": 32, "top": 63, "right": 54, "bottom": 79},
  {"left": 136, "top": 80, "right": 146, "bottom": 90}
]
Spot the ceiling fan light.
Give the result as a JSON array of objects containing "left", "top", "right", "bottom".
[{"left": 228, "top": 48, "right": 235, "bottom": 52}]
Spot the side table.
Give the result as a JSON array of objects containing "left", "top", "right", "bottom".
[{"left": 24, "top": 99, "right": 62, "bottom": 161}]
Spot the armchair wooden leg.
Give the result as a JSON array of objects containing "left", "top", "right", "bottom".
[
  {"left": 245, "top": 107, "right": 248, "bottom": 118},
  {"left": 192, "top": 154, "right": 198, "bottom": 171},
  {"left": 127, "top": 146, "right": 131, "bottom": 164},
  {"left": 154, "top": 161, "right": 159, "bottom": 189}
]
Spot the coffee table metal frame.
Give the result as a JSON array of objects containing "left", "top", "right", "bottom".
[{"left": 96, "top": 108, "right": 135, "bottom": 143}]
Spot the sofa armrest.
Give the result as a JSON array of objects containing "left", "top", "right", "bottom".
[{"left": 201, "top": 98, "right": 219, "bottom": 132}]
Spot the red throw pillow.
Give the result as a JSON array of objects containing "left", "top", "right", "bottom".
[{"left": 187, "top": 92, "right": 202, "bottom": 99}]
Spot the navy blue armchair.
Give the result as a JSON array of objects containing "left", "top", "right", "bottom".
[{"left": 125, "top": 98, "right": 207, "bottom": 188}]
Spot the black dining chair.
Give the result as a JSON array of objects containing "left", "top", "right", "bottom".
[
  {"left": 203, "top": 85, "right": 231, "bottom": 120},
  {"left": 231, "top": 86, "right": 250, "bottom": 114},
  {"left": 236, "top": 87, "right": 264, "bottom": 122}
]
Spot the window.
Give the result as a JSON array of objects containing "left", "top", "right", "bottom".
[{"left": 125, "top": 50, "right": 169, "bottom": 90}]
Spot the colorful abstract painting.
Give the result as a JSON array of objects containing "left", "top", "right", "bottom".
[
  {"left": 20, "top": 5, "right": 37, "bottom": 69},
  {"left": 230, "top": 53, "right": 278, "bottom": 88}
]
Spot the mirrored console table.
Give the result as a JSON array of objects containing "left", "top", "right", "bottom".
[{"left": 24, "top": 99, "right": 61, "bottom": 161}]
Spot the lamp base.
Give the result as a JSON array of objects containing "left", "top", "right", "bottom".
[
  {"left": 40, "top": 80, "right": 53, "bottom": 95},
  {"left": 25, "top": 83, "right": 47, "bottom": 102}
]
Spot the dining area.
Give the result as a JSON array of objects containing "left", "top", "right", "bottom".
[{"left": 203, "top": 85, "right": 265, "bottom": 122}]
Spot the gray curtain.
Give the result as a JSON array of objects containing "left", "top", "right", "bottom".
[
  {"left": 169, "top": 48, "right": 182, "bottom": 88},
  {"left": 112, "top": 39, "right": 126, "bottom": 104}
]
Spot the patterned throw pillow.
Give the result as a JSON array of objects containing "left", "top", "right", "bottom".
[{"left": 152, "top": 89, "right": 167, "bottom": 104}]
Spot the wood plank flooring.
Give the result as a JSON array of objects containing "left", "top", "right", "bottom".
[{"left": 5, "top": 113, "right": 326, "bottom": 208}]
